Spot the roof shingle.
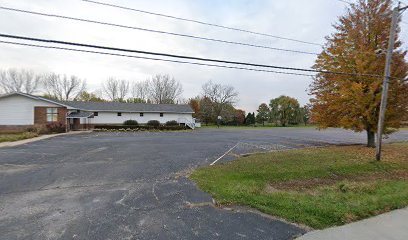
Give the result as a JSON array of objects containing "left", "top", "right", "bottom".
[{"left": 61, "top": 101, "right": 194, "bottom": 113}]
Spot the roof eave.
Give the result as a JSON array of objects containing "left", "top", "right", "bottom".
[
  {"left": 73, "top": 109, "right": 194, "bottom": 114},
  {"left": 0, "top": 92, "right": 72, "bottom": 108}
]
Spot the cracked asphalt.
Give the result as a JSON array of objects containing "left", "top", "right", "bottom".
[{"left": 0, "top": 128, "right": 407, "bottom": 240}]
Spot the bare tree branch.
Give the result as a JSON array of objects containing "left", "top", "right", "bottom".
[
  {"left": 0, "top": 68, "right": 41, "bottom": 94},
  {"left": 102, "top": 77, "right": 118, "bottom": 101},
  {"left": 102, "top": 77, "right": 129, "bottom": 101},
  {"left": 202, "top": 81, "right": 238, "bottom": 116},
  {"left": 147, "top": 74, "right": 183, "bottom": 104},
  {"left": 118, "top": 79, "right": 129, "bottom": 100},
  {"left": 201, "top": 80, "right": 238, "bottom": 117},
  {"left": 43, "top": 73, "right": 86, "bottom": 100},
  {"left": 131, "top": 80, "right": 149, "bottom": 101}
]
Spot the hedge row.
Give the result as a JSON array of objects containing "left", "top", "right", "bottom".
[{"left": 94, "top": 125, "right": 187, "bottom": 131}]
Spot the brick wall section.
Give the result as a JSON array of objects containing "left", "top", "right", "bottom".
[
  {"left": 34, "top": 107, "right": 67, "bottom": 126},
  {"left": 34, "top": 107, "right": 46, "bottom": 124},
  {"left": 0, "top": 125, "right": 33, "bottom": 133}
]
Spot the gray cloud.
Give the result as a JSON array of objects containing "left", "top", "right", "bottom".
[{"left": 0, "top": 0, "right": 407, "bottom": 112}]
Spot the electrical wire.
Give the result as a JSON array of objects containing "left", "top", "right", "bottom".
[
  {"left": 0, "top": 40, "right": 316, "bottom": 77},
  {"left": 0, "top": 6, "right": 319, "bottom": 55},
  {"left": 82, "top": 0, "right": 324, "bottom": 47},
  {"left": 0, "top": 33, "right": 396, "bottom": 79},
  {"left": 6, "top": 40, "right": 407, "bottom": 82},
  {"left": 336, "top": 0, "right": 352, "bottom": 4}
]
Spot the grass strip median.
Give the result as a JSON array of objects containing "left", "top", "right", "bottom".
[{"left": 191, "top": 142, "right": 408, "bottom": 229}]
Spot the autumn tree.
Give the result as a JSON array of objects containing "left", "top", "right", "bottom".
[
  {"left": 234, "top": 109, "right": 246, "bottom": 125},
  {"left": 269, "top": 96, "right": 300, "bottom": 127},
  {"left": 189, "top": 97, "right": 201, "bottom": 119},
  {"left": 256, "top": 103, "right": 270, "bottom": 126},
  {"left": 310, "top": 0, "right": 408, "bottom": 147}
]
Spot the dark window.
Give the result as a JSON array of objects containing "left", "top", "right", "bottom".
[
  {"left": 94, "top": 112, "right": 98, "bottom": 116},
  {"left": 117, "top": 112, "right": 122, "bottom": 116},
  {"left": 140, "top": 113, "right": 144, "bottom": 117},
  {"left": 46, "top": 108, "right": 58, "bottom": 122},
  {"left": 160, "top": 113, "right": 164, "bottom": 117},
  {"left": 77, "top": 110, "right": 80, "bottom": 113}
]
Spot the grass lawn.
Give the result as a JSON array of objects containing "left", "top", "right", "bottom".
[
  {"left": 200, "top": 124, "right": 317, "bottom": 130},
  {"left": 191, "top": 142, "right": 408, "bottom": 229},
  {"left": 0, "top": 132, "right": 39, "bottom": 143}
]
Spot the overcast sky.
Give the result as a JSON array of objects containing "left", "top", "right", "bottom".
[{"left": 0, "top": 0, "right": 407, "bottom": 112}]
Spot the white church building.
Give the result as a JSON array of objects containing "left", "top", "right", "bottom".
[{"left": 0, "top": 92, "right": 195, "bottom": 132}]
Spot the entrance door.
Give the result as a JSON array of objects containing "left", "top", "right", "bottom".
[{"left": 73, "top": 118, "right": 81, "bottom": 130}]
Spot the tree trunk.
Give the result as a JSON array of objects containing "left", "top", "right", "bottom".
[{"left": 366, "top": 128, "right": 375, "bottom": 148}]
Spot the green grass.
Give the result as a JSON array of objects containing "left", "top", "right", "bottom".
[
  {"left": 199, "top": 124, "right": 317, "bottom": 130},
  {"left": 0, "top": 132, "right": 39, "bottom": 143},
  {"left": 191, "top": 142, "right": 408, "bottom": 229}
]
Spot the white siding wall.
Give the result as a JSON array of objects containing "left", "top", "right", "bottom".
[
  {"left": 82, "top": 112, "right": 193, "bottom": 124},
  {"left": 0, "top": 95, "right": 60, "bottom": 125}
]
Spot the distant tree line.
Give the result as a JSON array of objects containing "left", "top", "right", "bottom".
[
  {"left": 0, "top": 68, "right": 183, "bottom": 104},
  {"left": 0, "top": 69, "right": 309, "bottom": 127},
  {"left": 189, "top": 81, "right": 244, "bottom": 125},
  {"left": 189, "top": 93, "right": 310, "bottom": 127}
]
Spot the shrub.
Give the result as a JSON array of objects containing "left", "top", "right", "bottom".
[
  {"left": 44, "top": 123, "right": 66, "bottom": 133},
  {"left": 123, "top": 119, "right": 139, "bottom": 126},
  {"left": 93, "top": 125, "right": 186, "bottom": 131},
  {"left": 165, "top": 120, "right": 179, "bottom": 126},
  {"left": 26, "top": 127, "right": 39, "bottom": 133},
  {"left": 94, "top": 125, "right": 143, "bottom": 130},
  {"left": 147, "top": 120, "right": 161, "bottom": 127}
]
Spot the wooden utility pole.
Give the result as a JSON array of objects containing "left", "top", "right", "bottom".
[{"left": 376, "top": 4, "right": 407, "bottom": 161}]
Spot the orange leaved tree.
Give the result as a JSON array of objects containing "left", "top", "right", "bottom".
[{"left": 310, "top": 0, "right": 408, "bottom": 147}]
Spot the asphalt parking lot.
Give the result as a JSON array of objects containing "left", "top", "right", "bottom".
[{"left": 0, "top": 128, "right": 407, "bottom": 240}]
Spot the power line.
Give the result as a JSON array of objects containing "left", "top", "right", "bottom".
[
  {"left": 0, "top": 6, "right": 319, "bottom": 56},
  {"left": 82, "top": 0, "right": 324, "bottom": 47},
  {"left": 5, "top": 40, "right": 406, "bottom": 83},
  {"left": 0, "top": 40, "right": 316, "bottom": 77},
  {"left": 336, "top": 0, "right": 352, "bottom": 4},
  {"left": 0, "top": 33, "right": 399, "bottom": 79}
]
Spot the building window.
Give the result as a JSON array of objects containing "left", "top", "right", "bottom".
[
  {"left": 117, "top": 112, "right": 122, "bottom": 116},
  {"left": 160, "top": 113, "right": 164, "bottom": 117},
  {"left": 140, "top": 113, "right": 144, "bottom": 117},
  {"left": 94, "top": 112, "right": 98, "bottom": 116},
  {"left": 47, "top": 108, "right": 58, "bottom": 122}
]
